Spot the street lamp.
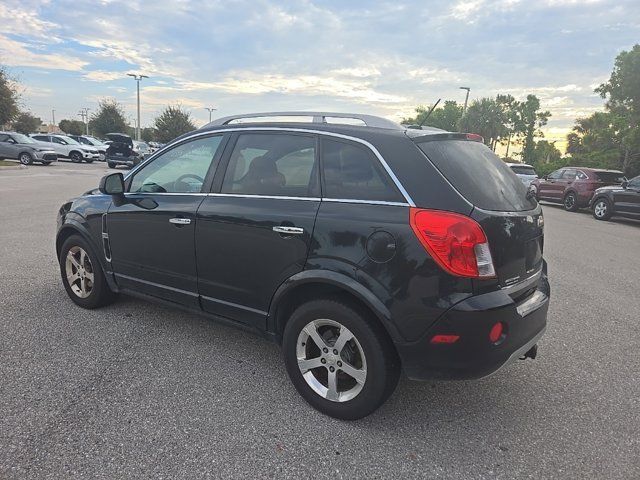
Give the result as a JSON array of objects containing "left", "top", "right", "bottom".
[
  {"left": 459, "top": 86, "right": 471, "bottom": 113},
  {"left": 127, "top": 73, "right": 148, "bottom": 140},
  {"left": 205, "top": 107, "right": 217, "bottom": 123}
]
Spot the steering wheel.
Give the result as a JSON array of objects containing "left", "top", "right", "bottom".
[{"left": 176, "top": 173, "right": 204, "bottom": 184}]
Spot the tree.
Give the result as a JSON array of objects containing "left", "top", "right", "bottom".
[
  {"left": 12, "top": 111, "right": 42, "bottom": 134},
  {"left": 530, "top": 140, "right": 562, "bottom": 167},
  {"left": 458, "top": 97, "right": 509, "bottom": 150},
  {"left": 402, "top": 100, "right": 463, "bottom": 132},
  {"left": 496, "top": 94, "right": 521, "bottom": 157},
  {"left": 154, "top": 105, "right": 196, "bottom": 143},
  {"left": 0, "top": 66, "right": 20, "bottom": 127},
  {"left": 596, "top": 44, "right": 640, "bottom": 119},
  {"left": 515, "top": 95, "right": 550, "bottom": 164},
  {"left": 88, "top": 99, "right": 129, "bottom": 138},
  {"left": 140, "top": 127, "right": 156, "bottom": 143},
  {"left": 59, "top": 119, "right": 86, "bottom": 136}
]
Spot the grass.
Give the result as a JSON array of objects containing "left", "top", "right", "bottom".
[{"left": 0, "top": 160, "right": 17, "bottom": 167}]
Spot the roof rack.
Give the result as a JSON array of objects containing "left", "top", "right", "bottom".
[{"left": 208, "top": 111, "right": 403, "bottom": 130}]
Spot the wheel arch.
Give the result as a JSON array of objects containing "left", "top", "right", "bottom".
[
  {"left": 267, "top": 270, "right": 402, "bottom": 345},
  {"left": 68, "top": 149, "right": 82, "bottom": 158}
]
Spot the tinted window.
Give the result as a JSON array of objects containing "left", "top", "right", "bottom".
[
  {"left": 595, "top": 171, "right": 626, "bottom": 183},
  {"left": 130, "top": 135, "right": 223, "bottom": 193},
  {"left": 628, "top": 176, "right": 640, "bottom": 188},
  {"left": 576, "top": 171, "right": 588, "bottom": 180},
  {"left": 321, "top": 138, "right": 403, "bottom": 202},
  {"left": 221, "top": 133, "right": 318, "bottom": 197},
  {"left": 32, "top": 135, "right": 48, "bottom": 142},
  {"left": 510, "top": 165, "right": 537, "bottom": 176},
  {"left": 562, "top": 169, "right": 577, "bottom": 180},
  {"left": 417, "top": 140, "right": 536, "bottom": 212},
  {"left": 547, "top": 169, "right": 563, "bottom": 180},
  {"left": 0, "top": 134, "right": 9, "bottom": 142}
]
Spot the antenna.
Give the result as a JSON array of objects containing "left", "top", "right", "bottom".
[{"left": 418, "top": 99, "right": 441, "bottom": 127}]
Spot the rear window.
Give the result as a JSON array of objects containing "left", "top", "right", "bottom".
[
  {"left": 594, "top": 171, "right": 625, "bottom": 183},
  {"left": 417, "top": 140, "right": 537, "bottom": 212},
  {"left": 510, "top": 165, "right": 537, "bottom": 176}
]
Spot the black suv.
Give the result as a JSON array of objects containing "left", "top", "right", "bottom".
[
  {"left": 590, "top": 175, "right": 640, "bottom": 221},
  {"left": 56, "top": 112, "right": 550, "bottom": 419}
]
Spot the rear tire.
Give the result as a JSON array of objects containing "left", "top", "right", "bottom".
[
  {"left": 59, "top": 235, "right": 116, "bottom": 309},
  {"left": 282, "top": 298, "right": 400, "bottom": 420},
  {"left": 70, "top": 151, "right": 82, "bottom": 163},
  {"left": 563, "top": 192, "right": 578, "bottom": 212},
  {"left": 592, "top": 197, "right": 612, "bottom": 221},
  {"left": 19, "top": 152, "right": 33, "bottom": 165},
  {"left": 85, "top": 159, "right": 94, "bottom": 164},
  {"left": 41, "top": 161, "right": 52, "bottom": 166}
]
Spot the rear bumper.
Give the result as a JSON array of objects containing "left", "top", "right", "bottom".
[
  {"left": 106, "top": 156, "right": 140, "bottom": 167},
  {"left": 397, "top": 270, "right": 550, "bottom": 380}
]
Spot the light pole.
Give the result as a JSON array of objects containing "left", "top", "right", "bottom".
[
  {"left": 205, "top": 107, "right": 217, "bottom": 123},
  {"left": 51, "top": 109, "right": 55, "bottom": 132},
  {"left": 78, "top": 108, "right": 90, "bottom": 135},
  {"left": 459, "top": 86, "right": 471, "bottom": 113},
  {"left": 127, "top": 73, "right": 148, "bottom": 140}
]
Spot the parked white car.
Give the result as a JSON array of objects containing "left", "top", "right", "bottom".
[
  {"left": 506, "top": 162, "right": 539, "bottom": 187},
  {"left": 30, "top": 134, "right": 101, "bottom": 163}
]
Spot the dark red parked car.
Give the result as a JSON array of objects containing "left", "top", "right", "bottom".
[{"left": 531, "top": 167, "right": 626, "bottom": 211}]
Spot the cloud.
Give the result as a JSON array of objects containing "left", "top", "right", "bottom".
[{"left": 0, "top": 34, "right": 87, "bottom": 71}]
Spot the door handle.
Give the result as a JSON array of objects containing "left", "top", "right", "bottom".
[
  {"left": 169, "top": 218, "right": 191, "bottom": 225},
  {"left": 272, "top": 226, "right": 304, "bottom": 235}
]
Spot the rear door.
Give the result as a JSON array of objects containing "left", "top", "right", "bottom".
[
  {"left": 195, "top": 131, "right": 321, "bottom": 328},
  {"left": 416, "top": 139, "right": 543, "bottom": 287},
  {"left": 0, "top": 134, "right": 18, "bottom": 159},
  {"left": 107, "top": 134, "right": 226, "bottom": 308}
]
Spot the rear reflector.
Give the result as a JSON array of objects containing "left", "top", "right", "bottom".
[
  {"left": 410, "top": 208, "right": 496, "bottom": 278},
  {"left": 489, "top": 322, "right": 505, "bottom": 343},
  {"left": 465, "top": 133, "right": 484, "bottom": 143},
  {"left": 431, "top": 334, "right": 460, "bottom": 344}
]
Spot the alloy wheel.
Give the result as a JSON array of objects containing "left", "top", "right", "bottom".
[
  {"left": 594, "top": 200, "right": 607, "bottom": 218},
  {"left": 564, "top": 193, "right": 576, "bottom": 210},
  {"left": 65, "top": 246, "right": 94, "bottom": 298},
  {"left": 296, "top": 319, "right": 367, "bottom": 402},
  {"left": 19, "top": 153, "right": 32, "bottom": 165}
]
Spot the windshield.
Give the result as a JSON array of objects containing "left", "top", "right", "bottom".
[
  {"left": 417, "top": 140, "right": 537, "bottom": 212},
  {"left": 510, "top": 165, "right": 537, "bottom": 176},
  {"left": 12, "top": 133, "right": 36, "bottom": 144},
  {"left": 59, "top": 136, "right": 80, "bottom": 145}
]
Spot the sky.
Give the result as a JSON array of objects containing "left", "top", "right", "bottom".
[{"left": 2, "top": 0, "right": 639, "bottom": 152}]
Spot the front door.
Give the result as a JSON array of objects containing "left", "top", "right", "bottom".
[
  {"left": 538, "top": 169, "right": 563, "bottom": 200},
  {"left": 107, "top": 134, "right": 226, "bottom": 308},
  {"left": 614, "top": 177, "right": 640, "bottom": 217},
  {"left": 195, "top": 131, "right": 321, "bottom": 328}
]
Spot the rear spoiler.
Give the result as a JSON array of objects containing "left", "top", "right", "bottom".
[{"left": 407, "top": 132, "right": 484, "bottom": 143}]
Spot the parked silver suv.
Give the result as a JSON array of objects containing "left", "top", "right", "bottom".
[
  {"left": 30, "top": 134, "right": 101, "bottom": 163},
  {"left": 0, "top": 132, "right": 57, "bottom": 165}
]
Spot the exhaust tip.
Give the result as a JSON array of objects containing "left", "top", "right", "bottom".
[{"left": 519, "top": 344, "right": 538, "bottom": 361}]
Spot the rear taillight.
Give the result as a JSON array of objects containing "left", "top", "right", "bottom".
[{"left": 410, "top": 208, "right": 496, "bottom": 278}]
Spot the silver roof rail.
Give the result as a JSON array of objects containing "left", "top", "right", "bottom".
[{"left": 207, "top": 111, "right": 403, "bottom": 130}]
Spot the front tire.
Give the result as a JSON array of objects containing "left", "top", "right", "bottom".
[
  {"left": 70, "top": 151, "right": 83, "bottom": 163},
  {"left": 59, "top": 235, "right": 116, "bottom": 309},
  {"left": 563, "top": 192, "right": 578, "bottom": 212},
  {"left": 19, "top": 153, "right": 33, "bottom": 165},
  {"left": 283, "top": 299, "right": 400, "bottom": 420},
  {"left": 107, "top": 162, "right": 116, "bottom": 169},
  {"left": 592, "top": 197, "right": 612, "bottom": 221}
]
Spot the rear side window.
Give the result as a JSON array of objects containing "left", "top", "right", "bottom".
[
  {"left": 221, "top": 133, "right": 319, "bottom": 197},
  {"left": 321, "top": 138, "right": 403, "bottom": 202},
  {"left": 417, "top": 140, "right": 536, "bottom": 212},
  {"left": 595, "top": 171, "right": 626, "bottom": 183},
  {"left": 510, "top": 165, "right": 537, "bottom": 176}
]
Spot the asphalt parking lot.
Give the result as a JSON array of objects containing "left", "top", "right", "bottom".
[{"left": 1, "top": 161, "right": 638, "bottom": 479}]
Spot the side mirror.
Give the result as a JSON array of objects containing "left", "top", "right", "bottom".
[
  {"left": 99, "top": 172, "right": 125, "bottom": 195},
  {"left": 621, "top": 180, "right": 629, "bottom": 189}
]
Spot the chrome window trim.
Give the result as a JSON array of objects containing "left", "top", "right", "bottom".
[
  {"left": 124, "top": 192, "right": 208, "bottom": 196},
  {"left": 123, "top": 127, "right": 416, "bottom": 207},
  {"left": 208, "top": 193, "right": 321, "bottom": 202},
  {"left": 322, "top": 198, "right": 409, "bottom": 207}
]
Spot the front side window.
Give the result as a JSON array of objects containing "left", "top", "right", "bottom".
[
  {"left": 129, "top": 135, "right": 223, "bottom": 193},
  {"left": 221, "top": 133, "right": 318, "bottom": 197},
  {"left": 322, "top": 138, "right": 403, "bottom": 202},
  {"left": 562, "top": 169, "right": 577, "bottom": 180},
  {"left": 628, "top": 176, "right": 640, "bottom": 189},
  {"left": 52, "top": 137, "right": 67, "bottom": 145},
  {"left": 32, "top": 135, "right": 48, "bottom": 142},
  {"left": 547, "top": 169, "right": 563, "bottom": 180}
]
